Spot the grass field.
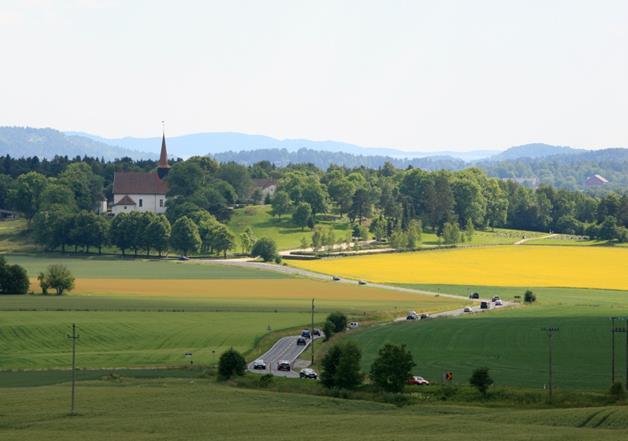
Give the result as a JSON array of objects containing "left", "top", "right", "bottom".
[
  {"left": 525, "top": 235, "right": 628, "bottom": 247},
  {"left": 1, "top": 377, "right": 628, "bottom": 441},
  {"left": 346, "top": 284, "right": 628, "bottom": 390},
  {"left": 229, "top": 205, "right": 352, "bottom": 250},
  {"left": 289, "top": 246, "right": 628, "bottom": 290}
]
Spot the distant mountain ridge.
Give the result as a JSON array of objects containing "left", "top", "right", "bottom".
[
  {"left": 0, "top": 127, "right": 157, "bottom": 161},
  {"left": 489, "top": 143, "right": 585, "bottom": 161}
]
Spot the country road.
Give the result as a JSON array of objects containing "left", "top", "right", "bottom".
[{"left": 247, "top": 335, "right": 319, "bottom": 378}]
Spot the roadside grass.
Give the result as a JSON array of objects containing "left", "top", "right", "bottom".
[
  {"left": 1, "top": 377, "right": 628, "bottom": 440},
  {"left": 288, "top": 245, "right": 628, "bottom": 290},
  {"left": 524, "top": 236, "right": 628, "bottom": 247},
  {"left": 228, "top": 205, "right": 352, "bottom": 250}
]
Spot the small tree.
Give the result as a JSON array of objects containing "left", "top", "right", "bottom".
[
  {"left": 369, "top": 344, "right": 416, "bottom": 393},
  {"left": 37, "top": 272, "right": 48, "bottom": 295},
  {"left": 0, "top": 257, "right": 29, "bottom": 294},
  {"left": 322, "top": 319, "right": 335, "bottom": 341},
  {"left": 311, "top": 227, "right": 323, "bottom": 251},
  {"left": 170, "top": 216, "right": 201, "bottom": 256},
  {"left": 320, "top": 342, "right": 363, "bottom": 390},
  {"left": 524, "top": 290, "right": 536, "bottom": 303},
  {"left": 442, "top": 222, "right": 462, "bottom": 245},
  {"left": 326, "top": 311, "right": 348, "bottom": 333},
  {"left": 271, "top": 190, "right": 291, "bottom": 218},
  {"left": 292, "top": 202, "right": 312, "bottom": 230},
  {"left": 465, "top": 218, "right": 475, "bottom": 242},
  {"left": 218, "top": 348, "right": 246, "bottom": 380},
  {"left": 239, "top": 227, "right": 256, "bottom": 254},
  {"left": 251, "top": 237, "right": 278, "bottom": 262},
  {"left": 469, "top": 367, "right": 494, "bottom": 397},
  {"left": 42, "top": 264, "right": 75, "bottom": 296}
]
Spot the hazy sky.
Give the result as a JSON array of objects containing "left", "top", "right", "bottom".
[{"left": 1, "top": 0, "right": 627, "bottom": 151}]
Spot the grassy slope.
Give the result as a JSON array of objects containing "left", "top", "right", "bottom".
[
  {"left": 228, "top": 205, "right": 352, "bottom": 250},
  {"left": 1, "top": 378, "right": 628, "bottom": 441},
  {"left": 348, "top": 284, "right": 628, "bottom": 390}
]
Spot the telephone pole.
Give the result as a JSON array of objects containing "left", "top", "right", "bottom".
[
  {"left": 611, "top": 317, "right": 628, "bottom": 388},
  {"left": 611, "top": 317, "right": 616, "bottom": 384},
  {"left": 311, "top": 298, "right": 315, "bottom": 365},
  {"left": 542, "top": 327, "right": 559, "bottom": 403},
  {"left": 67, "top": 323, "right": 79, "bottom": 416}
]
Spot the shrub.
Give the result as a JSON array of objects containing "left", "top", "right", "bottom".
[
  {"left": 0, "top": 257, "right": 29, "bottom": 294},
  {"left": 524, "top": 290, "right": 536, "bottom": 303},
  {"left": 218, "top": 348, "right": 246, "bottom": 380},
  {"left": 322, "top": 319, "right": 335, "bottom": 341},
  {"left": 469, "top": 367, "right": 494, "bottom": 397},
  {"left": 326, "top": 311, "right": 348, "bottom": 333},
  {"left": 258, "top": 374, "right": 274, "bottom": 388},
  {"left": 320, "top": 342, "right": 362, "bottom": 390},
  {"left": 251, "top": 237, "right": 277, "bottom": 262},
  {"left": 370, "top": 344, "right": 416, "bottom": 393}
]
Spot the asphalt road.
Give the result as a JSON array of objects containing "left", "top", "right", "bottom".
[{"left": 247, "top": 335, "right": 318, "bottom": 378}]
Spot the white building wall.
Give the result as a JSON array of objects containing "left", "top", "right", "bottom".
[{"left": 112, "top": 193, "right": 167, "bottom": 215}]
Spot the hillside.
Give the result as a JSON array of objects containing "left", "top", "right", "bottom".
[
  {"left": 0, "top": 127, "right": 156, "bottom": 161},
  {"left": 487, "top": 143, "right": 584, "bottom": 161}
]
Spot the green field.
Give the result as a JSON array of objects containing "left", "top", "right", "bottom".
[
  {"left": 1, "top": 377, "right": 628, "bottom": 441},
  {"left": 348, "top": 284, "right": 628, "bottom": 390},
  {"left": 524, "top": 236, "right": 627, "bottom": 247},
  {"left": 4, "top": 254, "right": 290, "bottom": 279}
]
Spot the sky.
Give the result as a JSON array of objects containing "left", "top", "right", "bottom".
[{"left": 1, "top": 0, "right": 627, "bottom": 151}]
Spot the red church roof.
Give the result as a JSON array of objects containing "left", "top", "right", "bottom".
[{"left": 113, "top": 172, "right": 168, "bottom": 195}]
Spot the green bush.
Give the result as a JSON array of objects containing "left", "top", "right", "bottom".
[
  {"left": 524, "top": 290, "right": 536, "bottom": 303},
  {"left": 251, "top": 237, "right": 278, "bottom": 262},
  {"left": 326, "top": 311, "right": 348, "bottom": 333},
  {"left": 218, "top": 348, "right": 246, "bottom": 380},
  {"left": 469, "top": 367, "right": 494, "bottom": 397},
  {"left": 370, "top": 344, "right": 415, "bottom": 393}
]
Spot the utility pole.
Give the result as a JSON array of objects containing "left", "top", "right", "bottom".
[
  {"left": 311, "top": 298, "right": 315, "bottom": 365},
  {"left": 611, "top": 317, "right": 616, "bottom": 384},
  {"left": 542, "top": 327, "right": 559, "bottom": 404},
  {"left": 611, "top": 317, "right": 628, "bottom": 389},
  {"left": 67, "top": 323, "right": 79, "bottom": 416}
]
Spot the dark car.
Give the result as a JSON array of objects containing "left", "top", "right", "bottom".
[
  {"left": 277, "top": 361, "right": 291, "bottom": 371},
  {"left": 469, "top": 292, "right": 480, "bottom": 299},
  {"left": 332, "top": 276, "right": 341, "bottom": 281},
  {"left": 299, "top": 368, "right": 318, "bottom": 379},
  {"left": 301, "top": 329, "right": 311, "bottom": 339},
  {"left": 420, "top": 313, "right": 429, "bottom": 320},
  {"left": 491, "top": 296, "right": 501, "bottom": 302},
  {"left": 406, "top": 314, "right": 417, "bottom": 320},
  {"left": 480, "top": 301, "right": 489, "bottom": 310},
  {"left": 296, "top": 337, "right": 307, "bottom": 346},
  {"left": 312, "top": 328, "right": 321, "bottom": 337},
  {"left": 358, "top": 280, "right": 367, "bottom": 285},
  {"left": 178, "top": 256, "right": 190, "bottom": 261}
]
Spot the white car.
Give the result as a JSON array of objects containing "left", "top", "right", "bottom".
[
  {"left": 463, "top": 306, "right": 472, "bottom": 313},
  {"left": 252, "top": 359, "right": 267, "bottom": 370},
  {"left": 348, "top": 321, "right": 360, "bottom": 329},
  {"left": 495, "top": 299, "right": 503, "bottom": 306}
]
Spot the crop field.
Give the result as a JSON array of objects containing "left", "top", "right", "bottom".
[
  {"left": 347, "top": 284, "right": 628, "bottom": 390},
  {"left": 2, "top": 378, "right": 628, "bottom": 441},
  {"left": 289, "top": 246, "right": 628, "bottom": 290}
]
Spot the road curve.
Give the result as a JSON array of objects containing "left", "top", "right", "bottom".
[{"left": 247, "top": 335, "right": 317, "bottom": 378}]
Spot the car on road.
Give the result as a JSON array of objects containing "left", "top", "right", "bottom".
[
  {"left": 252, "top": 359, "right": 267, "bottom": 370},
  {"left": 348, "top": 321, "right": 359, "bottom": 329},
  {"left": 463, "top": 306, "right": 472, "bottom": 313},
  {"left": 277, "top": 361, "right": 291, "bottom": 371},
  {"left": 420, "top": 313, "right": 429, "bottom": 320},
  {"left": 332, "top": 276, "right": 341, "bottom": 281},
  {"left": 480, "top": 301, "right": 489, "bottom": 310},
  {"left": 358, "top": 280, "right": 367, "bottom": 285},
  {"left": 406, "top": 311, "right": 418, "bottom": 320},
  {"left": 312, "top": 328, "right": 321, "bottom": 337},
  {"left": 301, "top": 329, "right": 311, "bottom": 339},
  {"left": 178, "top": 256, "right": 190, "bottom": 261},
  {"left": 469, "top": 292, "right": 480, "bottom": 299},
  {"left": 299, "top": 368, "right": 318, "bottom": 379},
  {"left": 491, "top": 296, "right": 501, "bottom": 302},
  {"left": 296, "top": 337, "right": 307, "bottom": 345},
  {"left": 407, "top": 375, "right": 430, "bottom": 386},
  {"left": 495, "top": 299, "right": 503, "bottom": 306}
]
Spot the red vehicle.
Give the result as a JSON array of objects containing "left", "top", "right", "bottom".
[{"left": 407, "top": 375, "right": 430, "bottom": 386}]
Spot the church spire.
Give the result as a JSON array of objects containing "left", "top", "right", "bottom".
[{"left": 157, "top": 121, "right": 170, "bottom": 179}]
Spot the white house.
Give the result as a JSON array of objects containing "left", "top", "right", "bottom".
[{"left": 111, "top": 133, "right": 170, "bottom": 215}]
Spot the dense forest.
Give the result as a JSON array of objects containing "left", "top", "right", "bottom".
[{"left": 0, "top": 153, "right": 626, "bottom": 257}]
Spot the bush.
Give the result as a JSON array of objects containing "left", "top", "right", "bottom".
[
  {"left": 0, "top": 257, "right": 29, "bottom": 294},
  {"left": 258, "top": 374, "right": 274, "bottom": 388},
  {"left": 370, "top": 344, "right": 416, "bottom": 393},
  {"left": 218, "top": 348, "right": 246, "bottom": 380},
  {"left": 326, "top": 311, "right": 348, "bottom": 333},
  {"left": 322, "top": 319, "right": 335, "bottom": 341},
  {"left": 40, "top": 264, "right": 75, "bottom": 295},
  {"left": 251, "top": 237, "right": 277, "bottom": 262},
  {"left": 609, "top": 381, "right": 626, "bottom": 402},
  {"left": 524, "top": 290, "right": 536, "bottom": 303},
  {"left": 320, "top": 342, "right": 363, "bottom": 390},
  {"left": 469, "top": 367, "right": 494, "bottom": 397}
]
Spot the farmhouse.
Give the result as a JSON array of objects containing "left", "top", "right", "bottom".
[
  {"left": 111, "top": 134, "right": 170, "bottom": 215},
  {"left": 584, "top": 174, "right": 608, "bottom": 188}
]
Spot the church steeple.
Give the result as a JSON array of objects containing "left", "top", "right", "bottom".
[{"left": 157, "top": 122, "right": 170, "bottom": 179}]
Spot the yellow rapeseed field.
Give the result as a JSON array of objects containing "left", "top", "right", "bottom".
[
  {"left": 61, "top": 278, "right": 466, "bottom": 313},
  {"left": 290, "top": 246, "right": 628, "bottom": 290}
]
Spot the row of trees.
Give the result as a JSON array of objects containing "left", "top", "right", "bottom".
[{"left": 0, "top": 257, "right": 75, "bottom": 296}]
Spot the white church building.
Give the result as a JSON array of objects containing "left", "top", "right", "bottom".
[{"left": 111, "top": 133, "right": 170, "bottom": 215}]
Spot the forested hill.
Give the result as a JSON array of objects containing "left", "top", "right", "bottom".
[
  {"left": 214, "top": 148, "right": 466, "bottom": 171},
  {"left": 0, "top": 127, "right": 156, "bottom": 161},
  {"left": 479, "top": 149, "right": 628, "bottom": 192}
]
